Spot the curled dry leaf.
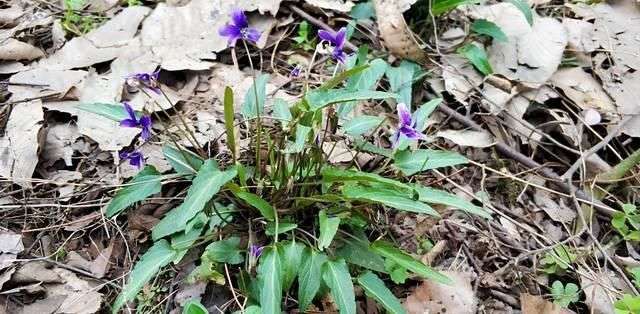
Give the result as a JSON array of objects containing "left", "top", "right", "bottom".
[
  {"left": 373, "top": 0, "right": 426, "bottom": 63},
  {"left": 403, "top": 271, "right": 477, "bottom": 314},
  {"left": 0, "top": 38, "right": 44, "bottom": 61}
]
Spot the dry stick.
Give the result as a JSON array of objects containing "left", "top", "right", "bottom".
[
  {"left": 437, "top": 103, "right": 617, "bottom": 217},
  {"left": 288, "top": 4, "right": 358, "bottom": 52},
  {"left": 561, "top": 116, "right": 632, "bottom": 180}
]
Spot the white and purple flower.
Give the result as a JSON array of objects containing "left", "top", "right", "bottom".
[
  {"left": 391, "top": 103, "right": 426, "bottom": 147},
  {"left": 120, "top": 102, "right": 152, "bottom": 141},
  {"left": 318, "top": 27, "right": 347, "bottom": 63},
  {"left": 219, "top": 9, "right": 261, "bottom": 47},
  {"left": 119, "top": 150, "right": 144, "bottom": 169},
  {"left": 126, "top": 70, "right": 161, "bottom": 94},
  {"left": 249, "top": 244, "right": 264, "bottom": 258}
]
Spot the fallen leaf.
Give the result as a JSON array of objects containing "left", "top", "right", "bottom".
[
  {"left": 47, "top": 170, "right": 82, "bottom": 200},
  {"left": 42, "top": 122, "right": 82, "bottom": 167},
  {"left": 305, "top": 0, "right": 355, "bottom": 12},
  {"left": 579, "top": 269, "right": 617, "bottom": 314},
  {"left": 373, "top": 0, "right": 426, "bottom": 63},
  {"left": 441, "top": 55, "right": 483, "bottom": 104},
  {"left": 0, "top": 38, "right": 44, "bottom": 61},
  {"left": 531, "top": 176, "right": 576, "bottom": 223},
  {"left": 436, "top": 129, "right": 495, "bottom": 148},
  {"left": 8, "top": 69, "right": 87, "bottom": 102},
  {"left": 403, "top": 271, "right": 477, "bottom": 314},
  {"left": 520, "top": 293, "right": 572, "bottom": 314},
  {"left": 562, "top": 18, "right": 596, "bottom": 53},
  {"left": 0, "top": 230, "right": 23, "bottom": 271},
  {"left": 0, "top": 5, "right": 23, "bottom": 27},
  {"left": 323, "top": 141, "right": 354, "bottom": 163},
  {"left": 549, "top": 67, "right": 616, "bottom": 115},
  {"left": 0, "top": 100, "right": 43, "bottom": 188}
]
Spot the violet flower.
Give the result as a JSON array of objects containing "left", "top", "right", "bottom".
[
  {"left": 249, "top": 244, "right": 264, "bottom": 258},
  {"left": 126, "top": 70, "right": 161, "bottom": 94},
  {"left": 290, "top": 65, "right": 302, "bottom": 77},
  {"left": 120, "top": 102, "right": 152, "bottom": 141},
  {"left": 391, "top": 103, "right": 426, "bottom": 147},
  {"left": 119, "top": 150, "right": 144, "bottom": 169},
  {"left": 318, "top": 27, "right": 347, "bottom": 63},
  {"left": 219, "top": 9, "right": 261, "bottom": 47}
]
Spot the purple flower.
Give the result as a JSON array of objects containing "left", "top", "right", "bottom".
[
  {"left": 249, "top": 244, "right": 264, "bottom": 258},
  {"left": 318, "top": 27, "right": 347, "bottom": 63},
  {"left": 219, "top": 9, "right": 261, "bottom": 47},
  {"left": 120, "top": 102, "right": 152, "bottom": 141},
  {"left": 119, "top": 150, "right": 144, "bottom": 169},
  {"left": 391, "top": 103, "right": 426, "bottom": 147},
  {"left": 126, "top": 70, "right": 161, "bottom": 94},
  {"left": 290, "top": 65, "right": 302, "bottom": 77}
]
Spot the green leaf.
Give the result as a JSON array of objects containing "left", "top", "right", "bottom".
[
  {"left": 241, "top": 73, "right": 269, "bottom": 119},
  {"left": 457, "top": 43, "right": 493, "bottom": 76},
  {"left": 279, "top": 240, "right": 305, "bottom": 291},
  {"left": 76, "top": 102, "right": 131, "bottom": 122},
  {"left": 386, "top": 259, "right": 409, "bottom": 284},
  {"left": 350, "top": 1, "right": 375, "bottom": 20},
  {"left": 508, "top": 0, "right": 533, "bottom": 26},
  {"left": 322, "top": 167, "right": 411, "bottom": 191},
  {"left": 112, "top": 240, "right": 177, "bottom": 313},
  {"left": 257, "top": 246, "right": 282, "bottom": 314},
  {"left": 187, "top": 254, "right": 225, "bottom": 285},
  {"left": 298, "top": 249, "right": 328, "bottom": 311},
  {"left": 431, "top": 0, "right": 481, "bottom": 15},
  {"left": 182, "top": 300, "right": 209, "bottom": 314},
  {"left": 322, "top": 259, "right": 356, "bottom": 314},
  {"left": 338, "top": 59, "right": 388, "bottom": 117},
  {"left": 106, "top": 166, "right": 162, "bottom": 217},
  {"left": 471, "top": 19, "right": 508, "bottom": 42},
  {"left": 343, "top": 184, "right": 439, "bottom": 216},
  {"left": 318, "top": 210, "right": 341, "bottom": 251},
  {"left": 385, "top": 63, "right": 414, "bottom": 105},
  {"left": 370, "top": 240, "right": 451, "bottom": 284},
  {"left": 265, "top": 222, "right": 298, "bottom": 236},
  {"left": 357, "top": 272, "right": 406, "bottom": 314},
  {"left": 224, "top": 86, "right": 238, "bottom": 161},
  {"left": 205, "top": 236, "right": 244, "bottom": 264},
  {"left": 336, "top": 234, "right": 385, "bottom": 273},
  {"left": 343, "top": 115, "right": 384, "bottom": 136},
  {"left": 284, "top": 125, "right": 312, "bottom": 153},
  {"left": 305, "top": 89, "right": 397, "bottom": 111},
  {"left": 152, "top": 161, "right": 237, "bottom": 239},
  {"left": 231, "top": 189, "right": 275, "bottom": 221},
  {"left": 272, "top": 98, "right": 292, "bottom": 124},
  {"left": 413, "top": 98, "right": 442, "bottom": 132},
  {"left": 354, "top": 139, "right": 394, "bottom": 158},
  {"left": 414, "top": 185, "right": 491, "bottom": 218},
  {"left": 393, "top": 149, "right": 467, "bottom": 176},
  {"left": 235, "top": 305, "right": 261, "bottom": 314},
  {"left": 615, "top": 294, "right": 640, "bottom": 314},
  {"left": 550, "top": 281, "right": 579, "bottom": 308},
  {"left": 163, "top": 145, "right": 203, "bottom": 174},
  {"left": 171, "top": 214, "right": 207, "bottom": 263},
  {"left": 320, "top": 64, "right": 370, "bottom": 91}
]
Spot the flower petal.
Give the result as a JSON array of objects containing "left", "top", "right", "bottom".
[
  {"left": 335, "top": 27, "right": 347, "bottom": 49},
  {"left": 397, "top": 103, "right": 412, "bottom": 126},
  {"left": 119, "top": 150, "right": 129, "bottom": 159},
  {"left": 318, "top": 29, "right": 335, "bottom": 43},
  {"left": 120, "top": 119, "right": 138, "bottom": 128},
  {"left": 332, "top": 49, "right": 347, "bottom": 64},
  {"left": 139, "top": 115, "right": 152, "bottom": 128},
  {"left": 399, "top": 125, "right": 425, "bottom": 140},
  {"left": 219, "top": 24, "right": 241, "bottom": 37},
  {"left": 122, "top": 102, "right": 137, "bottom": 121},
  {"left": 231, "top": 9, "right": 248, "bottom": 28},
  {"left": 245, "top": 28, "right": 261, "bottom": 44}
]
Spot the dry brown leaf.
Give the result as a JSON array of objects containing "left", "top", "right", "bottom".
[
  {"left": 373, "top": 0, "right": 426, "bottom": 63},
  {"left": 520, "top": 294, "right": 572, "bottom": 314},
  {"left": 579, "top": 269, "right": 618, "bottom": 314},
  {"left": 0, "top": 100, "right": 43, "bottom": 188},
  {"left": 549, "top": 67, "right": 616, "bottom": 114},
  {"left": 403, "top": 271, "right": 477, "bottom": 314},
  {"left": 436, "top": 129, "right": 495, "bottom": 148},
  {"left": 0, "top": 38, "right": 44, "bottom": 61}
]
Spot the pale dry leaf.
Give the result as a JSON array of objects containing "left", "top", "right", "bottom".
[
  {"left": 499, "top": 217, "right": 522, "bottom": 241},
  {"left": 520, "top": 294, "right": 572, "bottom": 314},
  {"left": 12, "top": 262, "right": 62, "bottom": 284},
  {"left": 470, "top": 3, "right": 568, "bottom": 88},
  {"left": 579, "top": 269, "right": 617, "bottom": 314},
  {"left": 403, "top": 271, "right": 477, "bottom": 314},
  {"left": 0, "top": 61, "right": 29, "bottom": 74},
  {"left": 174, "top": 282, "right": 207, "bottom": 307},
  {"left": 42, "top": 122, "right": 81, "bottom": 167},
  {"left": 323, "top": 141, "right": 354, "bottom": 163},
  {"left": 0, "top": 6, "right": 23, "bottom": 27},
  {"left": 305, "top": 0, "right": 355, "bottom": 12},
  {"left": 0, "top": 38, "right": 44, "bottom": 61},
  {"left": 89, "top": 243, "right": 113, "bottom": 279},
  {"left": 532, "top": 187, "right": 576, "bottom": 223},
  {"left": 562, "top": 18, "right": 596, "bottom": 53},
  {"left": 47, "top": 170, "right": 82, "bottom": 200},
  {"left": 436, "top": 129, "right": 495, "bottom": 148},
  {"left": 442, "top": 55, "right": 483, "bottom": 104},
  {"left": 373, "top": 0, "right": 426, "bottom": 63},
  {"left": 119, "top": 143, "right": 171, "bottom": 178},
  {"left": 0, "top": 100, "right": 43, "bottom": 188},
  {"left": 8, "top": 68, "right": 87, "bottom": 102},
  {"left": 0, "top": 230, "right": 23, "bottom": 271},
  {"left": 547, "top": 109, "right": 580, "bottom": 146},
  {"left": 503, "top": 95, "right": 542, "bottom": 145},
  {"left": 549, "top": 67, "right": 616, "bottom": 114}
]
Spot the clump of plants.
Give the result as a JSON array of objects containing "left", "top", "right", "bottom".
[{"left": 80, "top": 9, "right": 490, "bottom": 314}]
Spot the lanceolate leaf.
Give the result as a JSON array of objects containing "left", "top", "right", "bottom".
[
  {"left": 393, "top": 149, "right": 467, "bottom": 176},
  {"left": 343, "top": 115, "right": 384, "bottom": 136},
  {"left": 224, "top": 86, "right": 238, "bottom": 161},
  {"left": 471, "top": 19, "right": 508, "bottom": 42},
  {"left": 370, "top": 241, "right": 451, "bottom": 284},
  {"left": 320, "top": 64, "right": 370, "bottom": 90},
  {"left": 182, "top": 300, "right": 209, "bottom": 314},
  {"left": 205, "top": 236, "right": 244, "bottom": 264},
  {"left": 279, "top": 240, "right": 305, "bottom": 291},
  {"left": 431, "top": 0, "right": 482, "bottom": 16},
  {"left": 338, "top": 59, "right": 388, "bottom": 117},
  {"left": 272, "top": 98, "right": 292, "bottom": 124},
  {"left": 76, "top": 103, "right": 132, "bottom": 122},
  {"left": 357, "top": 272, "right": 406, "bottom": 314},
  {"left": 258, "top": 246, "right": 282, "bottom": 314},
  {"left": 106, "top": 166, "right": 162, "bottom": 217},
  {"left": 414, "top": 185, "right": 491, "bottom": 218},
  {"left": 162, "top": 145, "right": 203, "bottom": 174},
  {"left": 318, "top": 210, "right": 341, "bottom": 251},
  {"left": 322, "top": 167, "right": 411, "bottom": 191},
  {"left": 152, "top": 161, "right": 237, "bottom": 240},
  {"left": 413, "top": 98, "right": 443, "bottom": 132},
  {"left": 305, "top": 89, "right": 397, "bottom": 111},
  {"left": 342, "top": 184, "right": 439, "bottom": 217},
  {"left": 457, "top": 43, "right": 493, "bottom": 76},
  {"left": 298, "top": 249, "right": 328, "bottom": 311},
  {"left": 385, "top": 63, "right": 414, "bottom": 105},
  {"left": 112, "top": 240, "right": 177, "bottom": 313},
  {"left": 241, "top": 73, "right": 269, "bottom": 119},
  {"left": 231, "top": 190, "right": 275, "bottom": 221},
  {"left": 284, "top": 125, "right": 312, "bottom": 153},
  {"left": 322, "top": 259, "right": 356, "bottom": 314},
  {"left": 336, "top": 236, "right": 386, "bottom": 273},
  {"left": 509, "top": 0, "right": 533, "bottom": 26},
  {"left": 266, "top": 222, "right": 298, "bottom": 236}
]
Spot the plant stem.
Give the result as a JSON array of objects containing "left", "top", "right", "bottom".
[{"left": 242, "top": 40, "right": 263, "bottom": 179}]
